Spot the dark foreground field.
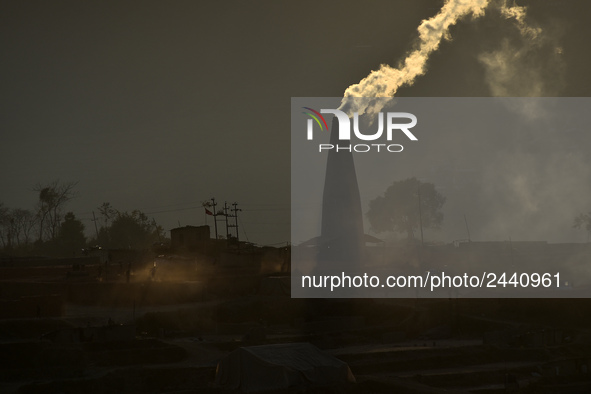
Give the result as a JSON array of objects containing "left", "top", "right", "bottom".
[{"left": 2, "top": 266, "right": 591, "bottom": 393}]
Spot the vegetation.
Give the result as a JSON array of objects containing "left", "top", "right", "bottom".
[
  {"left": 0, "top": 181, "right": 166, "bottom": 257},
  {"left": 573, "top": 212, "right": 591, "bottom": 238},
  {"left": 367, "top": 177, "right": 446, "bottom": 240},
  {"left": 91, "top": 208, "right": 166, "bottom": 250}
]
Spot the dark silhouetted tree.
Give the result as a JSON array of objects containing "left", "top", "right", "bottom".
[
  {"left": 0, "top": 205, "right": 37, "bottom": 250},
  {"left": 106, "top": 210, "right": 165, "bottom": 250},
  {"left": 574, "top": 212, "right": 591, "bottom": 239},
  {"left": 11, "top": 208, "right": 36, "bottom": 246},
  {"left": 57, "top": 212, "right": 86, "bottom": 255},
  {"left": 367, "top": 177, "right": 446, "bottom": 240},
  {"left": 0, "top": 203, "right": 10, "bottom": 249},
  {"left": 34, "top": 180, "right": 78, "bottom": 241},
  {"left": 98, "top": 202, "right": 117, "bottom": 228}
]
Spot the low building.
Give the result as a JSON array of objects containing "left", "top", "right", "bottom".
[{"left": 170, "top": 225, "right": 210, "bottom": 253}]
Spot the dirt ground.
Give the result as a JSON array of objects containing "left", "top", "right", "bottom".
[{"left": 2, "top": 269, "right": 591, "bottom": 393}]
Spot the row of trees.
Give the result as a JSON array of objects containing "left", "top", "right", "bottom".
[
  {"left": 5, "top": 177, "right": 590, "bottom": 253},
  {"left": 0, "top": 205, "right": 36, "bottom": 247},
  {"left": 92, "top": 203, "right": 166, "bottom": 250},
  {"left": 0, "top": 181, "right": 166, "bottom": 257},
  {"left": 0, "top": 180, "right": 78, "bottom": 250},
  {"left": 3, "top": 178, "right": 443, "bottom": 250}
]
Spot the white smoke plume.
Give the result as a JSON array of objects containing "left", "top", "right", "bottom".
[
  {"left": 339, "top": 0, "right": 490, "bottom": 116},
  {"left": 339, "top": 0, "right": 551, "bottom": 116},
  {"left": 499, "top": 1, "right": 541, "bottom": 39}
]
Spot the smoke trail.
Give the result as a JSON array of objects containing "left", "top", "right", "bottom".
[
  {"left": 339, "top": 0, "right": 490, "bottom": 116},
  {"left": 479, "top": 1, "right": 563, "bottom": 99},
  {"left": 499, "top": 1, "right": 541, "bottom": 40},
  {"left": 339, "top": 0, "right": 551, "bottom": 116}
]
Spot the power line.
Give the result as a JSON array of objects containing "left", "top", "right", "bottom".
[
  {"left": 242, "top": 208, "right": 289, "bottom": 212},
  {"left": 238, "top": 215, "right": 249, "bottom": 243},
  {"left": 143, "top": 206, "right": 202, "bottom": 215}
]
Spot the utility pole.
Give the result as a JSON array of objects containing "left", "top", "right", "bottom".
[
  {"left": 509, "top": 237, "right": 514, "bottom": 269},
  {"left": 230, "top": 202, "right": 242, "bottom": 243},
  {"left": 223, "top": 202, "right": 230, "bottom": 240},
  {"left": 464, "top": 214, "right": 471, "bottom": 242},
  {"left": 211, "top": 197, "right": 218, "bottom": 240},
  {"left": 417, "top": 185, "right": 424, "bottom": 246},
  {"left": 92, "top": 211, "right": 100, "bottom": 240}
]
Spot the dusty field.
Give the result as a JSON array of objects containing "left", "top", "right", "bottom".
[{"left": 2, "top": 267, "right": 591, "bottom": 393}]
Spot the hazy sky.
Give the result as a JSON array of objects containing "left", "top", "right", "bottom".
[{"left": 2, "top": 1, "right": 591, "bottom": 245}]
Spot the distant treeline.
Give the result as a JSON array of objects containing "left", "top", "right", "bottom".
[{"left": 0, "top": 180, "right": 166, "bottom": 258}]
